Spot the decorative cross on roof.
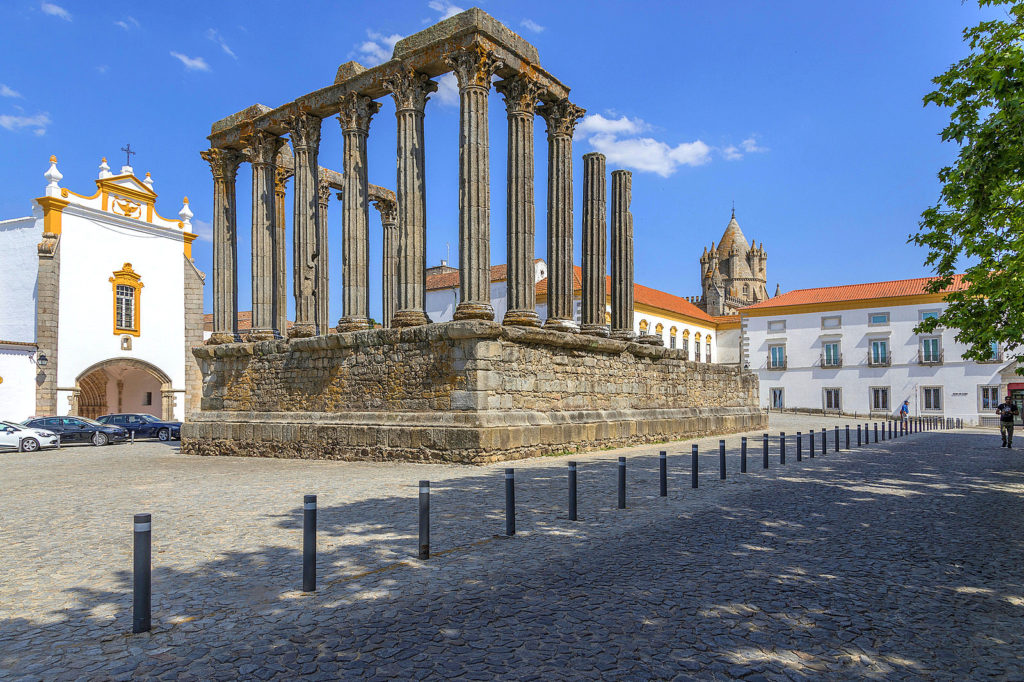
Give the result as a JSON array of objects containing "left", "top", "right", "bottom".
[{"left": 121, "top": 143, "right": 136, "bottom": 167}]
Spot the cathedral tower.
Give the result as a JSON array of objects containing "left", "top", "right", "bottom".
[{"left": 699, "top": 210, "right": 767, "bottom": 315}]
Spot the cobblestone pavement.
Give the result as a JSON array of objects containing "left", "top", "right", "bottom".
[{"left": 2, "top": 417, "right": 1022, "bottom": 680}]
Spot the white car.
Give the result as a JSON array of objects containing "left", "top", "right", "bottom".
[{"left": 0, "top": 420, "right": 59, "bottom": 452}]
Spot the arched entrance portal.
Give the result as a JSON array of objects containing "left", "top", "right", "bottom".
[{"left": 72, "top": 359, "right": 174, "bottom": 420}]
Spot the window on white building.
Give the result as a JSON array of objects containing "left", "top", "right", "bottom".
[
  {"left": 669, "top": 335, "right": 676, "bottom": 349},
  {"left": 870, "top": 339, "right": 889, "bottom": 366},
  {"left": 770, "top": 388, "right": 784, "bottom": 409},
  {"left": 769, "top": 345, "right": 786, "bottom": 369},
  {"left": 920, "top": 337, "right": 942, "bottom": 363},
  {"left": 821, "top": 315, "right": 841, "bottom": 329},
  {"left": 682, "top": 338, "right": 689, "bottom": 358},
  {"left": 981, "top": 386, "right": 1000, "bottom": 410},
  {"left": 767, "top": 320, "right": 786, "bottom": 333},
  {"left": 706, "top": 341, "right": 711, "bottom": 363},
  {"left": 869, "top": 312, "right": 889, "bottom": 326},
  {"left": 871, "top": 387, "right": 890, "bottom": 411},
  {"left": 822, "top": 341, "right": 841, "bottom": 367},
  {"left": 920, "top": 310, "right": 940, "bottom": 323},
  {"left": 922, "top": 387, "right": 942, "bottom": 411},
  {"left": 823, "top": 388, "right": 841, "bottom": 412},
  {"left": 116, "top": 285, "right": 135, "bottom": 330}
]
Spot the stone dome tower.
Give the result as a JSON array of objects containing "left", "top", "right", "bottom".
[{"left": 699, "top": 210, "right": 768, "bottom": 315}]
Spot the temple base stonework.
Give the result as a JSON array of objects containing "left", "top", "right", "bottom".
[{"left": 182, "top": 321, "right": 765, "bottom": 464}]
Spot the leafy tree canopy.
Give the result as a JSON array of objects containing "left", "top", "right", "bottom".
[{"left": 914, "top": 0, "right": 1024, "bottom": 365}]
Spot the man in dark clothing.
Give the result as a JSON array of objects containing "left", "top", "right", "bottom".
[{"left": 996, "top": 396, "right": 1019, "bottom": 448}]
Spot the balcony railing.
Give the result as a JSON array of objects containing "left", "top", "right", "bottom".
[
  {"left": 767, "top": 356, "right": 787, "bottom": 370},
  {"left": 819, "top": 353, "right": 843, "bottom": 368},
  {"left": 867, "top": 352, "right": 892, "bottom": 367},
  {"left": 917, "top": 349, "right": 944, "bottom": 366},
  {"left": 978, "top": 351, "right": 1005, "bottom": 364}
]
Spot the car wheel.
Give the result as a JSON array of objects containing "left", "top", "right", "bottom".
[
  {"left": 21, "top": 438, "right": 40, "bottom": 452},
  {"left": 92, "top": 432, "right": 109, "bottom": 447},
  {"left": 158, "top": 428, "right": 170, "bottom": 442}
]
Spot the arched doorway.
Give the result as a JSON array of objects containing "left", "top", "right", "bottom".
[{"left": 72, "top": 359, "right": 174, "bottom": 420}]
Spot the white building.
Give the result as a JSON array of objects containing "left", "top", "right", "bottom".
[
  {"left": 425, "top": 261, "right": 736, "bottom": 363},
  {"left": 0, "top": 156, "right": 204, "bottom": 422},
  {"left": 740, "top": 276, "right": 1018, "bottom": 425}
]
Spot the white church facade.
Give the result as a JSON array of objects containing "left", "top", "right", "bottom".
[{"left": 0, "top": 155, "right": 204, "bottom": 422}]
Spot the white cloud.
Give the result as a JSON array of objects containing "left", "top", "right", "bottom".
[
  {"left": 741, "top": 136, "right": 768, "bottom": 153},
  {"left": 719, "top": 135, "right": 769, "bottom": 161},
  {"left": 576, "top": 113, "right": 709, "bottom": 177},
  {"left": 577, "top": 113, "right": 647, "bottom": 138},
  {"left": 206, "top": 29, "right": 237, "bottom": 59},
  {"left": 0, "top": 84, "right": 22, "bottom": 98},
  {"left": 722, "top": 145, "right": 742, "bottom": 161},
  {"left": 170, "top": 52, "right": 211, "bottom": 72},
  {"left": 40, "top": 2, "right": 70, "bottom": 20},
  {"left": 356, "top": 30, "right": 403, "bottom": 66},
  {"left": 0, "top": 112, "right": 51, "bottom": 136},
  {"left": 521, "top": 18, "right": 544, "bottom": 33},
  {"left": 114, "top": 16, "right": 139, "bottom": 30},
  {"left": 436, "top": 72, "right": 458, "bottom": 106},
  {"left": 192, "top": 219, "right": 213, "bottom": 242},
  {"left": 428, "top": 0, "right": 464, "bottom": 19}
]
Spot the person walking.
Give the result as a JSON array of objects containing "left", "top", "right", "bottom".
[
  {"left": 996, "top": 395, "right": 1019, "bottom": 448},
  {"left": 899, "top": 400, "right": 910, "bottom": 426}
]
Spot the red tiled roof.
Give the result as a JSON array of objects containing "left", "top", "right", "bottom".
[
  {"left": 426, "top": 263, "right": 507, "bottom": 291},
  {"left": 741, "top": 274, "right": 967, "bottom": 310},
  {"left": 203, "top": 313, "right": 329, "bottom": 333}
]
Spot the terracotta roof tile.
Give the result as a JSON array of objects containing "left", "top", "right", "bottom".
[
  {"left": 742, "top": 274, "right": 967, "bottom": 310},
  {"left": 426, "top": 263, "right": 507, "bottom": 291}
]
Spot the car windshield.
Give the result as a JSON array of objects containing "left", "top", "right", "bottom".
[
  {"left": 76, "top": 417, "right": 104, "bottom": 426},
  {"left": 137, "top": 415, "right": 161, "bottom": 423},
  {"left": 1, "top": 421, "right": 26, "bottom": 431}
]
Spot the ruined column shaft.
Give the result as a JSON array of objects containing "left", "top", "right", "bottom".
[
  {"left": 374, "top": 199, "right": 399, "bottom": 329},
  {"left": 384, "top": 69, "right": 437, "bottom": 328},
  {"left": 200, "top": 148, "right": 242, "bottom": 344},
  {"left": 248, "top": 133, "right": 283, "bottom": 340},
  {"left": 273, "top": 169, "right": 290, "bottom": 337},
  {"left": 448, "top": 46, "right": 503, "bottom": 321},
  {"left": 316, "top": 173, "right": 331, "bottom": 333},
  {"left": 610, "top": 169, "right": 635, "bottom": 340},
  {"left": 286, "top": 113, "right": 322, "bottom": 338},
  {"left": 581, "top": 152, "right": 608, "bottom": 336},
  {"left": 337, "top": 93, "right": 380, "bottom": 332},
  {"left": 497, "top": 75, "right": 543, "bottom": 327}
]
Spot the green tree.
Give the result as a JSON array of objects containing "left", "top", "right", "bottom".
[{"left": 913, "top": 0, "right": 1024, "bottom": 364}]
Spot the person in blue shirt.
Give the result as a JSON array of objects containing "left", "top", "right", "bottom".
[{"left": 899, "top": 400, "right": 909, "bottom": 424}]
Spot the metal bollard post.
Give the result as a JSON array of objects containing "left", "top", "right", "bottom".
[
  {"left": 810, "top": 429, "right": 816, "bottom": 458},
  {"left": 131, "top": 430, "right": 135, "bottom": 445},
  {"left": 719, "top": 440, "right": 726, "bottom": 480},
  {"left": 617, "top": 457, "right": 626, "bottom": 509},
  {"left": 874, "top": 423, "right": 879, "bottom": 443},
  {"left": 857, "top": 424, "right": 862, "bottom": 446},
  {"left": 834, "top": 426, "right": 840, "bottom": 453},
  {"left": 762, "top": 433, "right": 769, "bottom": 469},
  {"left": 796, "top": 431, "right": 802, "bottom": 462},
  {"left": 17, "top": 436, "right": 24, "bottom": 453},
  {"left": 659, "top": 451, "right": 667, "bottom": 497},
  {"left": 780, "top": 432, "right": 786, "bottom": 465},
  {"left": 132, "top": 513, "right": 152, "bottom": 634},
  {"left": 505, "top": 469, "right": 516, "bottom": 536},
  {"left": 418, "top": 482, "right": 430, "bottom": 560},
  {"left": 822, "top": 427, "right": 828, "bottom": 455},
  {"left": 568, "top": 462, "right": 578, "bottom": 521},
  {"left": 691, "top": 444, "right": 699, "bottom": 489},
  {"left": 889, "top": 421, "right": 893, "bottom": 439},
  {"left": 303, "top": 494, "right": 316, "bottom": 592},
  {"left": 741, "top": 436, "right": 748, "bottom": 473},
  {"left": 845, "top": 425, "right": 850, "bottom": 450}
]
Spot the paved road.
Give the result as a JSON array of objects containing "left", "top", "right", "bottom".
[{"left": 1, "top": 419, "right": 1021, "bottom": 680}]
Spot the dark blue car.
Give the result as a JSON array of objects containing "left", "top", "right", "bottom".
[{"left": 97, "top": 413, "right": 181, "bottom": 441}]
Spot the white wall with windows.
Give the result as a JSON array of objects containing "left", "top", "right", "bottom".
[{"left": 743, "top": 300, "right": 1010, "bottom": 424}]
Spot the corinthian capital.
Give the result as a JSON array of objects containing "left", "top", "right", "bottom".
[
  {"left": 337, "top": 92, "right": 381, "bottom": 133},
  {"left": 247, "top": 131, "right": 285, "bottom": 167},
  {"left": 200, "top": 147, "right": 242, "bottom": 181},
  {"left": 538, "top": 99, "right": 587, "bottom": 139},
  {"left": 382, "top": 68, "right": 438, "bottom": 112},
  {"left": 372, "top": 197, "right": 398, "bottom": 225},
  {"left": 317, "top": 171, "right": 332, "bottom": 206},
  {"left": 274, "top": 167, "right": 293, "bottom": 194},
  {"left": 445, "top": 43, "right": 503, "bottom": 90},
  {"left": 495, "top": 74, "right": 544, "bottom": 116},
  {"left": 284, "top": 112, "right": 322, "bottom": 151}
]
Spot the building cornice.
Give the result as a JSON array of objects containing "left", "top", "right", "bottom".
[{"left": 740, "top": 292, "right": 950, "bottom": 318}]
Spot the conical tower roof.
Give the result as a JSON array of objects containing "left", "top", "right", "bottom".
[{"left": 716, "top": 210, "right": 750, "bottom": 258}]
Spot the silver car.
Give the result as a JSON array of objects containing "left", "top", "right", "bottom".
[{"left": 0, "top": 420, "right": 59, "bottom": 452}]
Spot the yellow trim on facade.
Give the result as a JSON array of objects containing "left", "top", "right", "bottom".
[
  {"left": 716, "top": 318, "right": 742, "bottom": 330},
  {"left": 741, "top": 292, "right": 951, "bottom": 318},
  {"left": 35, "top": 196, "right": 70, "bottom": 235},
  {"left": 60, "top": 186, "right": 102, "bottom": 201},
  {"left": 109, "top": 263, "right": 144, "bottom": 337},
  {"left": 183, "top": 231, "right": 198, "bottom": 259},
  {"left": 632, "top": 301, "right": 716, "bottom": 330}
]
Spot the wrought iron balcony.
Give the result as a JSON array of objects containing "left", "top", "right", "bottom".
[
  {"left": 819, "top": 353, "right": 843, "bottom": 368},
  {"left": 917, "top": 349, "right": 944, "bottom": 366},
  {"left": 867, "top": 352, "right": 891, "bottom": 367}
]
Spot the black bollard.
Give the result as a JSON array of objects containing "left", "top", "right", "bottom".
[
  {"left": 780, "top": 432, "right": 786, "bottom": 465},
  {"left": 889, "top": 421, "right": 893, "bottom": 439},
  {"left": 418, "top": 481, "right": 430, "bottom": 560},
  {"left": 569, "top": 462, "right": 578, "bottom": 521},
  {"left": 796, "top": 431, "right": 802, "bottom": 462},
  {"left": 810, "top": 429, "right": 816, "bottom": 458},
  {"left": 303, "top": 494, "right": 316, "bottom": 592},
  {"left": 659, "top": 451, "right": 667, "bottom": 497},
  {"left": 741, "top": 436, "right": 748, "bottom": 473},
  {"left": 719, "top": 440, "right": 726, "bottom": 480},
  {"left": 845, "top": 425, "right": 850, "bottom": 450},
  {"left": 132, "top": 513, "right": 152, "bottom": 634},
  {"left": 762, "top": 433, "right": 769, "bottom": 469},
  {"left": 834, "top": 426, "right": 840, "bottom": 453},
  {"left": 874, "top": 423, "right": 879, "bottom": 443},
  {"left": 822, "top": 427, "right": 827, "bottom": 455},
  {"left": 691, "top": 444, "right": 699, "bottom": 489},
  {"left": 857, "top": 424, "right": 862, "bottom": 447},
  {"left": 617, "top": 457, "right": 626, "bottom": 509},
  {"left": 505, "top": 468, "right": 516, "bottom": 535}
]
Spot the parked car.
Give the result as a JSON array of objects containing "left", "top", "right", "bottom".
[
  {"left": 0, "top": 420, "right": 59, "bottom": 452},
  {"left": 22, "top": 416, "right": 127, "bottom": 446},
  {"left": 96, "top": 413, "right": 182, "bottom": 441}
]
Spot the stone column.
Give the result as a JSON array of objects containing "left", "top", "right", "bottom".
[
  {"left": 200, "top": 147, "right": 243, "bottom": 344},
  {"left": 373, "top": 198, "right": 399, "bottom": 328},
  {"left": 248, "top": 132, "right": 284, "bottom": 340},
  {"left": 273, "top": 168, "right": 291, "bottom": 336},
  {"left": 316, "top": 171, "right": 331, "bottom": 334},
  {"left": 581, "top": 152, "right": 608, "bottom": 336},
  {"left": 337, "top": 92, "right": 381, "bottom": 332},
  {"left": 538, "top": 99, "right": 586, "bottom": 332},
  {"left": 383, "top": 68, "right": 437, "bottom": 328},
  {"left": 284, "top": 113, "right": 322, "bottom": 338},
  {"left": 610, "top": 169, "right": 636, "bottom": 341},
  {"left": 447, "top": 44, "right": 503, "bottom": 321},
  {"left": 495, "top": 74, "right": 543, "bottom": 327}
]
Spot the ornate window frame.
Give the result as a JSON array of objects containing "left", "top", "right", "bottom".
[{"left": 110, "top": 262, "right": 143, "bottom": 337}]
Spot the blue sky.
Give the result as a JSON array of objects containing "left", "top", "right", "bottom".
[{"left": 0, "top": 1, "right": 1000, "bottom": 319}]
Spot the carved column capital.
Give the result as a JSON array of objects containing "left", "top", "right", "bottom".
[
  {"left": 538, "top": 99, "right": 586, "bottom": 138},
  {"left": 337, "top": 92, "right": 381, "bottom": 133},
  {"left": 200, "top": 147, "right": 242, "bottom": 181},
  {"left": 246, "top": 131, "right": 285, "bottom": 168},
  {"left": 495, "top": 74, "right": 544, "bottom": 116},
  {"left": 383, "top": 68, "right": 438, "bottom": 112},
  {"left": 317, "top": 171, "right": 332, "bottom": 207},
  {"left": 274, "top": 167, "right": 292, "bottom": 195},
  {"left": 446, "top": 43, "right": 503, "bottom": 90},
  {"left": 284, "top": 112, "right": 322, "bottom": 151},
  {"left": 373, "top": 197, "right": 398, "bottom": 225}
]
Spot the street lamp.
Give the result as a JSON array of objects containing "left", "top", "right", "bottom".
[{"left": 36, "top": 353, "right": 48, "bottom": 367}]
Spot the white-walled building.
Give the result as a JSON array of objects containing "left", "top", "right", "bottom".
[
  {"left": 740, "top": 276, "right": 1018, "bottom": 425},
  {"left": 0, "top": 156, "right": 204, "bottom": 422}
]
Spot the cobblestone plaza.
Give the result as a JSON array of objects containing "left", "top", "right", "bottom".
[{"left": 2, "top": 415, "right": 1022, "bottom": 679}]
